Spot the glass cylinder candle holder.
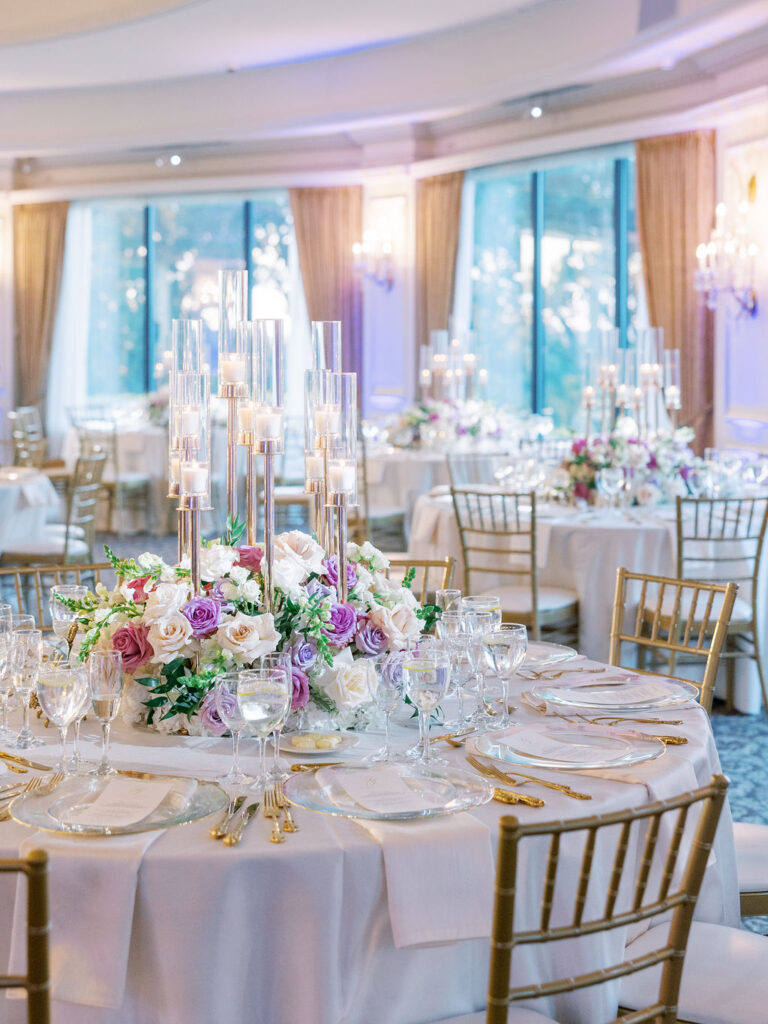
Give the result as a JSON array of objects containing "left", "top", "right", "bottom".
[
  {"left": 664, "top": 349, "right": 681, "bottom": 410},
  {"left": 178, "top": 372, "right": 211, "bottom": 505},
  {"left": 325, "top": 373, "right": 358, "bottom": 504},
  {"left": 327, "top": 457, "right": 357, "bottom": 501},
  {"left": 217, "top": 270, "right": 248, "bottom": 397},
  {"left": 305, "top": 369, "right": 341, "bottom": 449},
  {"left": 305, "top": 449, "right": 325, "bottom": 486},
  {"left": 252, "top": 319, "right": 285, "bottom": 447},
  {"left": 172, "top": 318, "right": 202, "bottom": 374},
  {"left": 430, "top": 328, "right": 449, "bottom": 356},
  {"left": 311, "top": 321, "right": 342, "bottom": 372},
  {"left": 639, "top": 327, "right": 663, "bottom": 388}
]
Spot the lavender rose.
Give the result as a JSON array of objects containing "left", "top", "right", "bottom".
[
  {"left": 305, "top": 578, "right": 334, "bottom": 602},
  {"left": 355, "top": 617, "right": 388, "bottom": 656},
  {"left": 323, "top": 555, "right": 358, "bottom": 594},
  {"left": 381, "top": 649, "right": 408, "bottom": 688},
  {"left": 198, "top": 689, "right": 231, "bottom": 736},
  {"left": 181, "top": 596, "right": 221, "bottom": 638},
  {"left": 291, "top": 667, "right": 310, "bottom": 710},
  {"left": 321, "top": 603, "right": 358, "bottom": 648},
  {"left": 112, "top": 623, "right": 154, "bottom": 673},
  {"left": 290, "top": 635, "right": 318, "bottom": 671},
  {"left": 209, "top": 579, "right": 235, "bottom": 612}
]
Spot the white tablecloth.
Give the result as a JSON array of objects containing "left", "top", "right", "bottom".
[
  {"left": 0, "top": 678, "right": 738, "bottom": 1024},
  {"left": 0, "top": 468, "right": 60, "bottom": 555},
  {"left": 409, "top": 494, "right": 767, "bottom": 713}
]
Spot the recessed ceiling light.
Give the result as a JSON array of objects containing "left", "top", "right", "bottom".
[
  {"left": 530, "top": 105, "right": 543, "bottom": 119},
  {"left": 169, "top": 154, "right": 182, "bottom": 166},
  {"left": 155, "top": 157, "right": 165, "bottom": 167}
]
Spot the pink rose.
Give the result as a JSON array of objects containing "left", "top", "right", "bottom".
[
  {"left": 126, "top": 575, "right": 153, "bottom": 603},
  {"left": 236, "top": 546, "right": 264, "bottom": 573},
  {"left": 112, "top": 623, "right": 154, "bottom": 673}
]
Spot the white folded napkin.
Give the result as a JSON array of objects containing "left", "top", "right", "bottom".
[
  {"left": 357, "top": 812, "right": 495, "bottom": 949},
  {"left": 9, "top": 827, "right": 162, "bottom": 1009}
]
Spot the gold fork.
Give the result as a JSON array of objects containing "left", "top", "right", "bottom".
[
  {"left": 263, "top": 788, "right": 285, "bottom": 843},
  {"left": 276, "top": 782, "right": 298, "bottom": 833},
  {"left": 0, "top": 772, "right": 65, "bottom": 821},
  {"left": 466, "top": 755, "right": 592, "bottom": 800}
]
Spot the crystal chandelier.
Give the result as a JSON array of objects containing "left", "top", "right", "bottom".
[{"left": 694, "top": 175, "right": 758, "bottom": 317}]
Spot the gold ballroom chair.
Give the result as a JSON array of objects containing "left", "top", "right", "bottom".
[
  {"left": 382, "top": 556, "right": 455, "bottom": 605},
  {"left": 0, "top": 563, "right": 112, "bottom": 630},
  {"left": 0, "top": 849, "right": 50, "bottom": 1024}
]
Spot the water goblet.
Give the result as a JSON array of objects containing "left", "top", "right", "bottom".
[
  {"left": 463, "top": 609, "right": 495, "bottom": 727},
  {"left": 447, "top": 634, "right": 476, "bottom": 730},
  {"left": 596, "top": 467, "right": 624, "bottom": 509},
  {"left": 37, "top": 664, "right": 88, "bottom": 774},
  {"left": 11, "top": 614, "right": 35, "bottom": 630},
  {"left": 88, "top": 650, "right": 124, "bottom": 776},
  {"left": 484, "top": 624, "right": 527, "bottom": 729},
  {"left": 68, "top": 677, "right": 92, "bottom": 773},
  {"left": 9, "top": 629, "right": 43, "bottom": 749},
  {"left": 463, "top": 596, "right": 502, "bottom": 630},
  {"left": 365, "top": 654, "right": 404, "bottom": 763},
  {"left": 403, "top": 647, "right": 451, "bottom": 767},
  {"left": 237, "top": 667, "right": 292, "bottom": 792},
  {"left": 436, "top": 610, "right": 466, "bottom": 639},
  {"left": 49, "top": 585, "right": 87, "bottom": 647},
  {"left": 436, "top": 589, "right": 462, "bottom": 613},
  {"left": 261, "top": 651, "right": 293, "bottom": 783},
  {"left": 214, "top": 672, "right": 254, "bottom": 786}
]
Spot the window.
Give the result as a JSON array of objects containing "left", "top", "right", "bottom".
[{"left": 459, "top": 147, "right": 645, "bottom": 428}]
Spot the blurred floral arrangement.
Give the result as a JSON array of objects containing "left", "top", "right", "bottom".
[
  {"left": 563, "top": 427, "right": 697, "bottom": 505},
  {"left": 386, "top": 399, "right": 552, "bottom": 450},
  {"left": 58, "top": 534, "right": 435, "bottom": 736}
]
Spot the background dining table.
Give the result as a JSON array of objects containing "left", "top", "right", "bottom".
[
  {"left": 0, "top": 467, "right": 60, "bottom": 558},
  {"left": 0, "top": 667, "right": 739, "bottom": 1024}
]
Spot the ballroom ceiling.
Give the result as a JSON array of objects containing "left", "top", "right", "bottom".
[{"left": 2, "top": 0, "right": 768, "bottom": 170}]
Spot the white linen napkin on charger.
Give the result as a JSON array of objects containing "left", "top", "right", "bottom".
[
  {"left": 356, "top": 813, "right": 495, "bottom": 949},
  {"left": 8, "top": 824, "right": 163, "bottom": 1008}
]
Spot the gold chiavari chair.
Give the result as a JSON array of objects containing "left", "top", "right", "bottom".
[
  {"left": 674, "top": 494, "right": 768, "bottom": 713},
  {"left": 609, "top": 568, "right": 737, "bottom": 714},
  {"left": 451, "top": 487, "right": 578, "bottom": 641},
  {"left": 74, "top": 417, "right": 152, "bottom": 535},
  {"left": 383, "top": 556, "right": 455, "bottom": 604},
  {"left": 438, "top": 776, "right": 728, "bottom": 1024},
  {"left": 0, "top": 563, "right": 112, "bottom": 629},
  {"left": 0, "top": 849, "right": 50, "bottom": 1024}
]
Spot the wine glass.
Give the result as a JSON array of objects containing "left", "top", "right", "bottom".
[
  {"left": 366, "top": 654, "right": 404, "bottom": 763},
  {"left": 436, "top": 589, "right": 462, "bottom": 613},
  {"left": 484, "top": 624, "right": 527, "bottom": 729},
  {"left": 11, "top": 614, "right": 35, "bottom": 630},
  {"left": 88, "top": 650, "right": 124, "bottom": 776},
  {"left": 436, "top": 610, "right": 466, "bottom": 639},
  {"left": 37, "top": 663, "right": 88, "bottom": 774},
  {"left": 68, "top": 678, "right": 92, "bottom": 774},
  {"left": 237, "top": 667, "right": 292, "bottom": 792},
  {"left": 596, "top": 467, "right": 624, "bottom": 508},
  {"left": 447, "top": 634, "right": 476, "bottom": 730},
  {"left": 214, "top": 672, "right": 253, "bottom": 786},
  {"left": 0, "top": 606, "right": 12, "bottom": 737},
  {"left": 261, "top": 651, "right": 292, "bottom": 783},
  {"left": 9, "top": 629, "right": 43, "bottom": 749},
  {"left": 49, "top": 585, "right": 87, "bottom": 648},
  {"left": 463, "top": 609, "right": 495, "bottom": 727},
  {"left": 403, "top": 647, "right": 450, "bottom": 767},
  {"left": 463, "top": 595, "right": 502, "bottom": 630}
]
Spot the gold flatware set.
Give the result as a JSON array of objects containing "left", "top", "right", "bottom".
[
  {"left": 466, "top": 754, "right": 592, "bottom": 803},
  {"left": 0, "top": 772, "right": 65, "bottom": 821},
  {"left": 210, "top": 782, "right": 299, "bottom": 846}
]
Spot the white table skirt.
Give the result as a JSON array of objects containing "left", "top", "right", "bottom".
[
  {"left": 0, "top": 677, "right": 738, "bottom": 1024},
  {"left": 408, "top": 494, "right": 768, "bottom": 714},
  {"left": 0, "top": 468, "right": 60, "bottom": 556}
]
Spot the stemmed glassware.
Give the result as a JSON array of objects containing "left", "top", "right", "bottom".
[
  {"left": 596, "top": 467, "right": 624, "bottom": 508},
  {"left": 9, "top": 629, "right": 43, "bottom": 749},
  {"left": 447, "top": 634, "right": 477, "bottom": 730},
  {"left": 49, "top": 585, "right": 87, "bottom": 652},
  {"left": 462, "top": 595, "right": 502, "bottom": 630},
  {"left": 436, "top": 610, "right": 465, "bottom": 639},
  {"left": 37, "top": 663, "right": 89, "bottom": 774},
  {"left": 214, "top": 672, "right": 253, "bottom": 786},
  {"left": 483, "top": 624, "right": 528, "bottom": 729},
  {"left": 0, "top": 604, "right": 12, "bottom": 737},
  {"left": 366, "top": 655, "right": 404, "bottom": 763},
  {"left": 435, "top": 589, "right": 462, "bottom": 613},
  {"left": 403, "top": 644, "right": 451, "bottom": 767},
  {"left": 68, "top": 682, "right": 92, "bottom": 773},
  {"left": 236, "top": 666, "right": 292, "bottom": 792},
  {"left": 262, "top": 651, "right": 292, "bottom": 783},
  {"left": 88, "top": 650, "right": 124, "bottom": 776},
  {"left": 463, "top": 609, "right": 495, "bottom": 727}
]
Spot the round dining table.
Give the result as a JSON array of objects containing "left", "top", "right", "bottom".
[
  {"left": 408, "top": 492, "right": 768, "bottom": 714},
  {"left": 0, "top": 467, "right": 60, "bottom": 558},
  {"left": 0, "top": 666, "right": 739, "bottom": 1024}
]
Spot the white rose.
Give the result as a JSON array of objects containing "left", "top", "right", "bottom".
[
  {"left": 368, "top": 600, "right": 422, "bottom": 649},
  {"left": 272, "top": 556, "right": 307, "bottom": 598},
  {"left": 216, "top": 611, "right": 279, "bottom": 663},
  {"left": 275, "top": 531, "right": 325, "bottom": 578},
  {"left": 239, "top": 578, "right": 262, "bottom": 603},
  {"left": 636, "top": 482, "right": 661, "bottom": 507},
  {"left": 321, "top": 658, "right": 376, "bottom": 710},
  {"left": 357, "top": 540, "right": 388, "bottom": 571},
  {"left": 199, "top": 543, "right": 238, "bottom": 582},
  {"left": 147, "top": 612, "right": 194, "bottom": 664},
  {"left": 229, "top": 565, "right": 249, "bottom": 586},
  {"left": 219, "top": 580, "right": 239, "bottom": 601},
  {"left": 143, "top": 582, "right": 190, "bottom": 624},
  {"left": 120, "top": 680, "right": 149, "bottom": 726}
]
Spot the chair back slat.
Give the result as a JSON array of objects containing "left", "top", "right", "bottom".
[
  {"left": 604, "top": 820, "right": 632, "bottom": 920},
  {"left": 633, "top": 811, "right": 662, "bottom": 912},
  {"left": 383, "top": 558, "right": 454, "bottom": 605},
  {"left": 0, "top": 563, "right": 113, "bottom": 630},
  {"left": 573, "top": 827, "right": 597, "bottom": 927},
  {"left": 0, "top": 849, "right": 50, "bottom": 1023}
]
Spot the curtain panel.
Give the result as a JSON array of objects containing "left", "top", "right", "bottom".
[
  {"left": 635, "top": 131, "right": 716, "bottom": 451},
  {"left": 415, "top": 171, "right": 464, "bottom": 348},
  {"left": 13, "top": 202, "right": 69, "bottom": 415},
  {"left": 289, "top": 186, "right": 363, "bottom": 385}
]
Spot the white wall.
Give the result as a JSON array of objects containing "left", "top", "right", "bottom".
[{"left": 0, "top": 170, "right": 14, "bottom": 439}]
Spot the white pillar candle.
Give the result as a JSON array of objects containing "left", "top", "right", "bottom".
[
  {"left": 253, "top": 406, "right": 284, "bottom": 440},
  {"left": 616, "top": 384, "right": 629, "bottom": 407},
  {"left": 169, "top": 454, "right": 181, "bottom": 481},
  {"left": 238, "top": 403, "right": 257, "bottom": 432},
  {"left": 314, "top": 404, "right": 341, "bottom": 436},
  {"left": 665, "top": 385, "right": 681, "bottom": 410},
  {"left": 180, "top": 406, "right": 201, "bottom": 436},
  {"left": 162, "top": 350, "right": 174, "bottom": 370},
  {"left": 582, "top": 385, "right": 595, "bottom": 407},
  {"left": 327, "top": 460, "right": 356, "bottom": 494},
  {"left": 220, "top": 354, "right": 247, "bottom": 384},
  {"left": 181, "top": 462, "right": 208, "bottom": 495},
  {"left": 305, "top": 452, "right": 324, "bottom": 480}
]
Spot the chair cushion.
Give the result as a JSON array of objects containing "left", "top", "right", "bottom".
[
  {"left": 648, "top": 591, "right": 753, "bottom": 626},
  {"left": 3, "top": 531, "right": 90, "bottom": 560},
  {"left": 481, "top": 585, "right": 578, "bottom": 614},
  {"left": 734, "top": 821, "right": 768, "bottom": 892},
  {"left": 43, "top": 524, "right": 87, "bottom": 540},
  {"left": 435, "top": 1010, "right": 558, "bottom": 1023},
  {"left": 620, "top": 922, "right": 768, "bottom": 1024}
]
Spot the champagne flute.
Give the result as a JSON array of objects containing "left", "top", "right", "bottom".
[
  {"left": 436, "top": 589, "right": 462, "bottom": 613},
  {"left": 214, "top": 672, "right": 253, "bottom": 786},
  {"left": 88, "top": 650, "right": 124, "bottom": 776},
  {"left": 49, "top": 585, "right": 87, "bottom": 647},
  {"left": 9, "top": 629, "right": 43, "bottom": 749},
  {"left": 447, "top": 634, "right": 476, "bottom": 730},
  {"left": 366, "top": 654, "right": 404, "bottom": 763},
  {"left": 463, "top": 610, "right": 495, "bottom": 727},
  {"left": 37, "top": 664, "right": 88, "bottom": 774},
  {"left": 403, "top": 648, "right": 450, "bottom": 767},
  {"left": 484, "top": 624, "right": 527, "bottom": 729},
  {"left": 237, "top": 667, "right": 292, "bottom": 792},
  {"left": 0, "top": 605, "right": 12, "bottom": 737},
  {"left": 262, "top": 651, "right": 292, "bottom": 783}
]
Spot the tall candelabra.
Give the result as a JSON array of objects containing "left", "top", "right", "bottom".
[
  {"left": 218, "top": 270, "right": 248, "bottom": 527},
  {"left": 326, "top": 373, "right": 357, "bottom": 602},
  {"left": 419, "top": 327, "right": 487, "bottom": 402},
  {"left": 170, "top": 319, "right": 202, "bottom": 564},
  {"left": 176, "top": 369, "right": 211, "bottom": 598}
]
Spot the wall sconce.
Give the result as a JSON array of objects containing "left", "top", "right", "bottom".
[
  {"left": 352, "top": 230, "right": 394, "bottom": 292},
  {"left": 694, "top": 174, "right": 758, "bottom": 317}
]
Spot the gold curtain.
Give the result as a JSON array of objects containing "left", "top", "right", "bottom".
[
  {"left": 13, "top": 202, "right": 69, "bottom": 413},
  {"left": 635, "top": 131, "right": 716, "bottom": 451},
  {"left": 289, "top": 186, "right": 363, "bottom": 382},
  {"left": 415, "top": 171, "right": 464, "bottom": 346}
]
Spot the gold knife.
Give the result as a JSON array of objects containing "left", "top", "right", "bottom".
[
  {"left": 492, "top": 788, "right": 546, "bottom": 808},
  {"left": 0, "top": 750, "right": 52, "bottom": 772},
  {"left": 209, "top": 794, "right": 246, "bottom": 839},
  {"left": 223, "top": 802, "right": 261, "bottom": 846}
]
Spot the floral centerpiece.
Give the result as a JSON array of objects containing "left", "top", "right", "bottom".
[
  {"left": 60, "top": 532, "right": 436, "bottom": 736},
  {"left": 563, "top": 427, "right": 698, "bottom": 505},
  {"left": 387, "top": 399, "right": 550, "bottom": 450}
]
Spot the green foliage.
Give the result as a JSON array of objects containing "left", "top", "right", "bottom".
[
  {"left": 224, "top": 515, "right": 246, "bottom": 548},
  {"left": 417, "top": 602, "right": 440, "bottom": 634},
  {"left": 401, "top": 566, "right": 416, "bottom": 590}
]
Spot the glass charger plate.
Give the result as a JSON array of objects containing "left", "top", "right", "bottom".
[
  {"left": 469, "top": 724, "right": 665, "bottom": 771},
  {"left": 283, "top": 762, "right": 492, "bottom": 821},
  {"left": 522, "top": 642, "right": 578, "bottom": 670},
  {"left": 280, "top": 732, "right": 359, "bottom": 757},
  {"left": 532, "top": 676, "right": 699, "bottom": 712},
  {"left": 10, "top": 773, "right": 227, "bottom": 837}
]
